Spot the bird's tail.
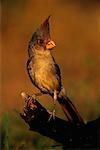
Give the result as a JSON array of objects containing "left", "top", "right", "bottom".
[{"left": 58, "top": 87, "right": 84, "bottom": 125}]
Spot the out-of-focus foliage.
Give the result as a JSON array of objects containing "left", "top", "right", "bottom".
[
  {"left": 1, "top": 0, "right": 100, "bottom": 149},
  {"left": 1, "top": 112, "right": 60, "bottom": 149}
]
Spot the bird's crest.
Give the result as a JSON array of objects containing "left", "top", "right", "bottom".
[{"left": 28, "top": 16, "right": 51, "bottom": 57}]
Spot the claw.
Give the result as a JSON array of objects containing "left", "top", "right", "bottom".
[{"left": 48, "top": 109, "right": 56, "bottom": 121}]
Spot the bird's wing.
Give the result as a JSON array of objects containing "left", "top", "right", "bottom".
[
  {"left": 54, "top": 63, "right": 61, "bottom": 79},
  {"left": 54, "top": 63, "right": 62, "bottom": 90},
  {"left": 27, "top": 57, "right": 35, "bottom": 85},
  {"left": 27, "top": 57, "right": 45, "bottom": 92}
]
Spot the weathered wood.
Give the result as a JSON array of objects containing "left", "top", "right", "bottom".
[{"left": 20, "top": 92, "right": 100, "bottom": 148}]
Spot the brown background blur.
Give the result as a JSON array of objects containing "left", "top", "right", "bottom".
[{"left": 1, "top": 0, "right": 100, "bottom": 122}]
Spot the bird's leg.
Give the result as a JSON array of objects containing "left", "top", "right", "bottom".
[
  {"left": 53, "top": 90, "right": 57, "bottom": 118},
  {"left": 48, "top": 90, "right": 57, "bottom": 121}
]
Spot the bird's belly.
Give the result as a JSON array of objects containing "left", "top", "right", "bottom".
[{"left": 34, "top": 69, "right": 59, "bottom": 93}]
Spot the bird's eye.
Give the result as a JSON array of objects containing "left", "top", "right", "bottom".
[{"left": 38, "top": 39, "right": 44, "bottom": 44}]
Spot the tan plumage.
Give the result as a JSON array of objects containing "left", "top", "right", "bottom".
[
  {"left": 27, "top": 49, "right": 61, "bottom": 95},
  {"left": 26, "top": 16, "right": 84, "bottom": 123},
  {"left": 27, "top": 16, "right": 62, "bottom": 119}
]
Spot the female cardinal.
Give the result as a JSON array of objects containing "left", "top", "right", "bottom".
[{"left": 27, "top": 16, "right": 62, "bottom": 119}]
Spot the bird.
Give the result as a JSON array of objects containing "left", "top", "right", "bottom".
[
  {"left": 27, "top": 16, "right": 62, "bottom": 119},
  {"left": 26, "top": 16, "right": 84, "bottom": 125}
]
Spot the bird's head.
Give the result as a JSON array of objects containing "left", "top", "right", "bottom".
[{"left": 28, "top": 16, "right": 56, "bottom": 57}]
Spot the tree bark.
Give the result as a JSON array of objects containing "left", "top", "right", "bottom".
[{"left": 20, "top": 92, "right": 100, "bottom": 149}]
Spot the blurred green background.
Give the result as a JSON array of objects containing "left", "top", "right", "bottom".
[{"left": 1, "top": 0, "right": 100, "bottom": 149}]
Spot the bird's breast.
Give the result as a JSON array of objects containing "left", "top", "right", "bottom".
[{"left": 34, "top": 59, "right": 59, "bottom": 93}]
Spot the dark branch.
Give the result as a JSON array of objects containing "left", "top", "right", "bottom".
[{"left": 20, "top": 92, "right": 100, "bottom": 148}]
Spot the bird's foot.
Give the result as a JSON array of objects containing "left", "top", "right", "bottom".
[{"left": 48, "top": 109, "right": 56, "bottom": 121}]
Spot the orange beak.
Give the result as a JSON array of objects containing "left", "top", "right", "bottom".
[{"left": 46, "top": 40, "right": 56, "bottom": 50}]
